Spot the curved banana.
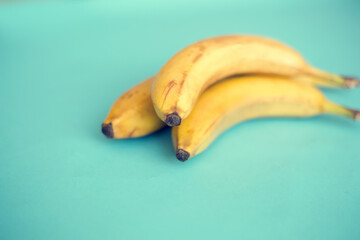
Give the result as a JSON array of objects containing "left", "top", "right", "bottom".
[
  {"left": 102, "top": 77, "right": 165, "bottom": 138},
  {"left": 152, "top": 35, "right": 359, "bottom": 126},
  {"left": 101, "top": 73, "right": 355, "bottom": 139},
  {"left": 172, "top": 75, "right": 360, "bottom": 161}
]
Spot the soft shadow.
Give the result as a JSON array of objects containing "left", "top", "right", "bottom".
[
  {"left": 151, "top": 127, "right": 178, "bottom": 163},
  {"left": 314, "top": 115, "right": 360, "bottom": 129}
]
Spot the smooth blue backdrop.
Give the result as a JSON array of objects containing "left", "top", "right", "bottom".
[{"left": 1, "top": 1, "right": 359, "bottom": 239}]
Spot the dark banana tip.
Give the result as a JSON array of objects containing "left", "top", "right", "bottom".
[
  {"left": 165, "top": 112, "right": 182, "bottom": 127},
  {"left": 176, "top": 149, "right": 190, "bottom": 162},
  {"left": 342, "top": 76, "right": 360, "bottom": 88},
  {"left": 355, "top": 111, "right": 360, "bottom": 121},
  {"left": 101, "top": 122, "right": 114, "bottom": 138}
]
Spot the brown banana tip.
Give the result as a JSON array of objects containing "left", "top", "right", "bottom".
[
  {"left": 355, "top": 111, "right": 360, "bottom": 121},
  {"left": 342, "top": 76, "right": 360, "bottom": 88},
  {"left": 165, "top": 112, "right": 182, "bottom": 127},
  {"left": 101, "top": 122, "right": 114, "bottom": 138},
  {"left": 176, "top": 149, "right": 190, "bottom": 162}
]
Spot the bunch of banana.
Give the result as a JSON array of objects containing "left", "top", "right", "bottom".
[{"left": 102, "top": 35, "right": 359, "bottom": 161}]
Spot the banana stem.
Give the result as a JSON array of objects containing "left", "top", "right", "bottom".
[
  {"left": 306, "top": 66, "right": 360, "bottom": 89},
  {"left": 345, "top": 108, "right": 360, "bottom": 120},
  {"left": 343, "top": 76, "right": 360, "bottom": 88},
  {"left": 354, "top": 110, "right": 360, "bottom": 121},
  {"left": 324, "top": 101, "right": 360, "bottom": 120}
]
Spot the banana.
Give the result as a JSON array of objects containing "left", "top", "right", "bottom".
[
  {"left": 172, "top": 75, "right": 360, "bottom": 161},
  {"left": 101, "top": 73, "right": 355, "bottom": 139},
  {"left": 102, "top": 77, "right": 165, "bottom": 139},
  {"left": 151, "top": 35, "right": 359, "bottom": 126}
]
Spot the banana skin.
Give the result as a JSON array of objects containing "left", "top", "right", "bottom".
[
  {"left": 102, "top": 77, "right": 165, "bottom": 139},
  {"left": 151, "top": 35, "right": 360, "bottom": 127},
  {"left": 172, "top": 75, "right": 360, "bottom": 161},
  {"left": 101, "top": 73, "right": 357, "bottom": 139}
]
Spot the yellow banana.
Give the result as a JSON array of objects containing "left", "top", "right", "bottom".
[
  {"left": 151, "top": 35, "right": 359, "bottom": 126},
  {"left": 172, "top": 75, "right": 360, "bottom": 161},
  {"left": 102, "top": 77, "right": 165, "bottom": 138},
  {"left": 102, "top": 73, "right": 356, "bottom": 139}
]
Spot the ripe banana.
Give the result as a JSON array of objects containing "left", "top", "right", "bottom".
[
  {"left": 151, "top": 35, "right": 359, "bottom": 126},
  {"left": 102, "top": 77, "right": 165, "bottom": 138},
  {"left": 172, "top": 75, "right": 360, "bottom": 161},
  {"left": 102, "top": 73, "right": 356, "bottom": 139}
]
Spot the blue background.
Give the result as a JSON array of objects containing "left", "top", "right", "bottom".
[{"left": 1, "top": 0, "right": 360, "bottom": 239}]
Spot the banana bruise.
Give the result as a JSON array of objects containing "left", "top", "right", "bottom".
[
  {"left": 172, "top": 75, "right": 360, "bottom": 161},
  {"left": 151, "top": 35, "right": 359, "bottom": 126},
  {"left": 102, "top": 77, "right": 165, "bottom": 139}
]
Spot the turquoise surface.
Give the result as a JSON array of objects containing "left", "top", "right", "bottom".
[{"left": 1, "top": 1, "right": 360, "bottom": 239}]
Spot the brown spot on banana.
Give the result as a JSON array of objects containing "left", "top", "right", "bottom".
[
  {"left": 203, "top": 119, "right": 219, "bottom": 135},
  {"left": 124, "top": 92, "right": 133, "bottom": 99},
  {"left": 192, "top": 53, "right": 203, "bottom": 64},
  {"left": 163, "top": 72, "right": 188, "bottom": 125},
  {"left": 191, "top": 44, "right": 206, "bottom": 63},
  {"left": 127, "top": 127, "right": 138, "bottom": 138},
  {"left": 161, "top": 80, "right": 177, "bottom": 108},
  {"left": 176, "top": 72, "right": 187, "bottom": 95}
]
